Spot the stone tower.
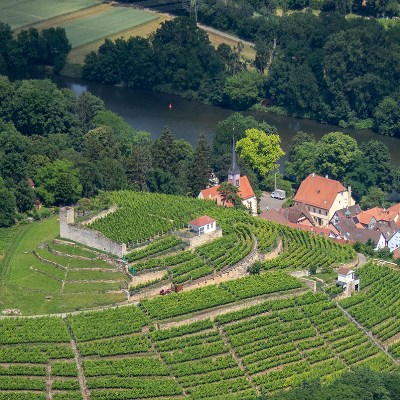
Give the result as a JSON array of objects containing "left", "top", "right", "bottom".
[
  {"left": 59, "top": 207, "right": 74, "bottom": 238},
  {"left": 228, "top": 137, "right": 240, "bottom": 187}
]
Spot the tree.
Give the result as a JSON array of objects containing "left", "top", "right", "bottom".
[
  {"left": 147, "top": 169, "right": 182, "bottom": 195},
  {"left": 360, "top": 140, "right": 393, "bottom": 191},
  {"left": 0, "top": 179, "right": 16, "bottom": 227},
  {"left": 223, "top": 70, "right": 264, "bottom": 110},
  {"left": 190, "top": 134, "right": 211, "bottom": 196},
  {"left": 360, "top": 187, "right": 387, "bottom": 209},
  {"left": 152, "top": 127, "right": 177, "bottom": 175},
  {"left": 285, "top": 140, "right": 318, "bottom": 184},
  {"left": 126, "top": 143, "right": 153, "bottom": 191},
  {"left": 35, "top": 160, "right": 82, "bottom": 206},
  {"left": 77, "top": 91, "right": 105, "bottom": 131},
  {"left": 217, "top": 182, "right": 241, "bottom": 206},
  {"left": 236, "top": 128, "right": 284, "bottom": 178},
  {"left": 15, "top": 180, "right": 35, "bottom": 213},
  {"left": 315, "top": 132, "right": 361, "bottom": 181},
  {"left": 83, "top": 126, "right": 120, "bottom": 162},
  {"left": 373, "top": 97, "right": 400, "bottom": 137}
]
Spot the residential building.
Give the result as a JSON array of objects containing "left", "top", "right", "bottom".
[{"left": 293, "top": 173, "right": 355, "bottom": 227}]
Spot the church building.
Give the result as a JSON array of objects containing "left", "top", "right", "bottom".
[{"left": 198, "top": 140, "right": 258, "bottom": 215}]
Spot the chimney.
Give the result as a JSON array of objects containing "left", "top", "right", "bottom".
[
  {"left": 325, "top": 175, "right": 328, "bottom": 179},
  {"left": 312, "top": 172, "right": 315, "bottom": 178}
]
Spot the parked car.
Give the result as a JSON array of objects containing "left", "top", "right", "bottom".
[{"left": 271, "top": 189, "right": 286, "bottom": 200}]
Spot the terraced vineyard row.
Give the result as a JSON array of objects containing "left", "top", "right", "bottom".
[
  {"left": 340, "top": 263, "right": 400, "bottom": 359},
  {"left": 0, "top": 316, "right": 77, "bottom": 400},
  {"left": 0, "top": 288, "right": 397, "bottom": 399},
  {"left": 263, "top": 227, "right": 355, "bottom": 270}
]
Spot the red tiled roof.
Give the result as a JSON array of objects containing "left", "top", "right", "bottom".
[
  {"left": 199, "top": 176, "right": 255, "bottom": 204},
  {"left": 260, "top": 209, "right": 290, "bottom": 225},
  {"left": 237, "top": 176, "right": 255, "bottom": 200},
  {"left": 388, "top": 203, "right": 400, "bottom": 214},
  {"left": 357, "top": 207, "right": 397, "bottom": 225},
  {"left": 188, "top": 215, "right": 216, "bottom": 227},
  {"left": 338, "top": 267, "right": 351, "bottom": 275},
  {"left": 294, "top": 174, "right": 347, "bottom": 210}
]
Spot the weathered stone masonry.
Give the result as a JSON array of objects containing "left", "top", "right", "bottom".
[{"left": 59, "top": 207, "right": 127, "bottom": 258}]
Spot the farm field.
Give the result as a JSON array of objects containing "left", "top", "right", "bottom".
[
  {"left": 0, "top": 217, "right": 128, "bottom": 315},
  {"left": 340, "top": 263, "right": 400, "bottom": 361},
  {"left": 68, "top": 13, "right": 171, "bottom": 64},
  {"left": 60, "top": 7, "right": 158, "bottom": 49},
  {"left": 0, "top": 290, "right": 396, "bottom": 399},
  {"left": 0, "top": 0, "right": 102, "bottom": 29}
]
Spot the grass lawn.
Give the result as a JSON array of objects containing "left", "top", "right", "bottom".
[
  {"left": 60, "top": 7, "right": 158, "bottom": 49},
  {"left": 0, "top": 217, "right": 127, "bottom": 315},
  {"left": 0, "top": 0, "right": 102, "bottom": 29}
]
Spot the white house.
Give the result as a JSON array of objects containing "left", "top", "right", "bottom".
[
  {"left": 336, "top": 267, "right": 360, "bottom": 291},
  {"left": 188, "top": 216, "right": 216, "bottom": 235},
  {"left": 387, "top": 230, "right": 400, "bottom": 252}
]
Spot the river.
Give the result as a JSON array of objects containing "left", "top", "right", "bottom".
[{"left": 52, "top": 76, "right": 400, "bottom": 166}]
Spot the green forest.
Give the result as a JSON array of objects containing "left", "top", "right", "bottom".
[{"left": 81, "top": 13, "right": 400, "bottom": 136}]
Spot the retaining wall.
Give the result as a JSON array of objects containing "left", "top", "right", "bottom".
[{"left": 59, "top": 207, "right": 126, "bottom": 258}]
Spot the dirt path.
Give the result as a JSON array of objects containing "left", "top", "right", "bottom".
[
  {"left": 70, "top": 339, "right": 90, "bottom": 400},
  {"left": 197, "top": 24, "right": 254, "bottom": 47},
  {"left": 336, "top": 303, "right": 399, "bottom": 365}
]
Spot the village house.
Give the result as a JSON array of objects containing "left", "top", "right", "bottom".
[
  {"left": 354, "top": 207, "right": 399, "bottom": 230},
  {"left": 198, "top": 140, "right": 257, "bottom": 215},
  {"left": 293, "top": 173, "right": 355, "bottom": 227}
]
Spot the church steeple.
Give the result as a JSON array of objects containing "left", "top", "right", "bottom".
[{"left": 228, "top": 136, "right": 240, "bottom": 187}]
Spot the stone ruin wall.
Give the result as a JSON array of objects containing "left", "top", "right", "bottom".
[{"left": 59, "top": 207, "right": 126, "bottom": 258}]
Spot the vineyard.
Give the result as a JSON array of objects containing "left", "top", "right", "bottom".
[
  {"left": 340, "top": 263, "right": 400, "bottom": 360},
  {"left": 86, "top": 191, "right": 355, "bottom": 292},
  {"left": 0, "top": 289, "right": 396, "bottom": 399}
]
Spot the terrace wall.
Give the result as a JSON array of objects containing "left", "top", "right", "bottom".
[{"left": 59, "top": 207, "right": 127, "bottom": 257}]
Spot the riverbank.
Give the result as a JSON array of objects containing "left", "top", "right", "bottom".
[{"left": 48, "top": 74, "right": 400, "bottom": 166}]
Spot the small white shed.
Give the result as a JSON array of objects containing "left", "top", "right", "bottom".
[
  {"left": 188, "top": 216, "right": 216, "bottom": 235},
  {"left": 336, "top": 267, "right": 360, "bottom": 291}
]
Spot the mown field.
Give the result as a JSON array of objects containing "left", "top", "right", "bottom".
[
  {"left": 0, "top": 217, "right": 128, "bottom": 315},
  {"left": 0, "top": 284, "right": 397, "bottom": 400},
  {"left": 0, "top": 0, "right": 102, "bottom": 29}
]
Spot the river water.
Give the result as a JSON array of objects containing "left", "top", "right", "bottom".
[{"left": 52, "top": 76, "right": 400, "bottom": 166}]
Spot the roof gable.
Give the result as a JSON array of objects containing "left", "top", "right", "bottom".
[
  {"left": 188, "top": 215, "right": 216, "bottom": 227},
  {"left": 199, "top": 176, "right": 255, "bottom": 203},
  {"left": 294, "top": 174, "right": 347, "bottom": 210}
]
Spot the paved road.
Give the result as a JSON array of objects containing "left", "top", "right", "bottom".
[{"left": 259, "top": 192, "right": 285, "bottom": 212}]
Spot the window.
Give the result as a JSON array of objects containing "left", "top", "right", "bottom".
[
  {"left": 207, "top": 224, "right": 209, "bottom": 229},
  {"left": 313, "top": 208, "right": 316, "bottom": 213}
]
